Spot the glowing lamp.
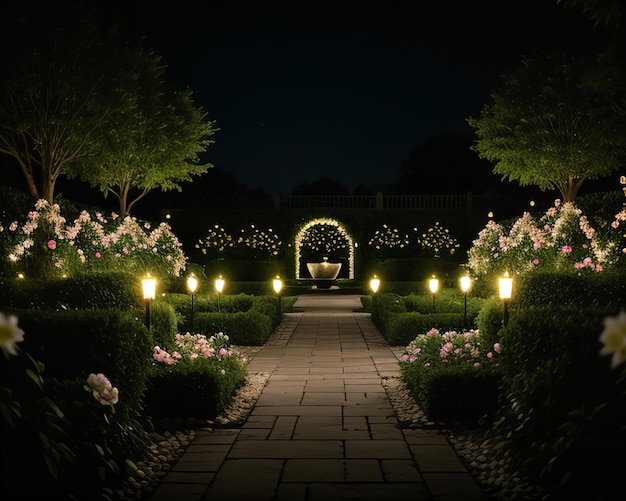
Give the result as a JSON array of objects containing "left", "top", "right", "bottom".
[
  {"left": 498, "top": 272, "right": 513, "bottom": 300},
  {"left": 215, "top": 275, "right": 225, "bottom": 294},
  {"left": 459, "top": 275, "right": 472, "bottom": 326},
  {"left": 273, "top": 275, "right": 283, "bottom": 294},
  {"left": 499, "top": 271, "right": 513, "bottom": 326},
  {"left": 273, "top": 276, "right": 284, "bottom": 317},
  {"left": 215, "top": 275, "right": 225, "bottom": 313},
  {"left": 369, "top": 275, "right": 381, "bottom": 294},
  {"left": 429, "top": 276, "right": 439, "bottom": 294},
  {"left": 142, "top": 273, "right": 156, "bottom": 300},
  {"left": 141, "top": 273, "right": 156, "bottom": 329},
  {"left": 429, "top": 275, "right": 439, "bottom": 312},
  {"left": 187, "top": 273, "right": 199, "bottom": 294}
]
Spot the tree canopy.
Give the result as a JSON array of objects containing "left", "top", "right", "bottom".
[
  {"left": 68, "top": 43, "right": 217, "bottom": 216},
  {"left": 0, "top": 5, "right": 216, "bottom": 215},
  {"left": 0, "top": 14, "right": 116, "bottom": 202},
  {"left": 467, "top": 51, "right": 626, "bottom": 202}
]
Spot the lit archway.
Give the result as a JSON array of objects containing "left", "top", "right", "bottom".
[{"left": 294, "top": 217, "right": 354, "bottom": 279}]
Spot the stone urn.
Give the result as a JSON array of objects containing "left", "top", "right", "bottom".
[{"left": 306, "top": 257, "right": 342, "bottom": 282}]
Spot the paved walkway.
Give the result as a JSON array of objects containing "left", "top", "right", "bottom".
[{"left": 147, "top": 294, "right": 489, "bottom": 500}]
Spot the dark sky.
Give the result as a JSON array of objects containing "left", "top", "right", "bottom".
[{"left": 7, "top": 1, "right": 605, "bottom": 196}]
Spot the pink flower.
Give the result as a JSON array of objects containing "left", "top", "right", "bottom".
[
  {"left": 562, "top": 245, "right": 572, "bottom": 253},
  {"left": 47, "top": 240, "right": 57, "bottom": 250},
  {"left": 86, "top": 372, "right": 119, "bottom": 406},
  {"left": 95, "top": 252, "right": 101, "bottom": 258},
  {"left": 532, "top": 259, "right": 539, "bottom": 266}
]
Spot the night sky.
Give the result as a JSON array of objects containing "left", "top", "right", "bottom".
[
  {"left": 3, "top": 1, "right": 605, "bottom": 198},
  {"left": 98, "top": 0, "right": 598, "bottom": 195}
]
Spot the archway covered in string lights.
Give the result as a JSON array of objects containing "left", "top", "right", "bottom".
[{"left": 294, "top": 217, "right": 354, "bottom": 279}]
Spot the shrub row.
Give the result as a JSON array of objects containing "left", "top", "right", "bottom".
[
  {"left": 1, "top": 308, "right": 154, "bottom": 499},
  {"left": 391, "top": 270, "right": 626, "bottom": 498},
  {"left": 493, "top": 296, "right": 626, "bottom": 499},
  {"left": 0, "top": 272, "right": 143, "bottom": 310}
]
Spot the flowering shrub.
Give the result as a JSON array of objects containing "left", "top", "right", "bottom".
[
  {"left": 417, "top": 221, "right": 460, "bottom": 257},
  {"left": 153, "top": 332, "right": 237, "bottom": 367},
  {"left": 195, "top": 224, "right": 236, "bottom": 259},
  {"left": 146, "top": 331, "right": 246, "bottom": 420},
  {"left": 0, "top": 312, "right": 149, "bottom": 498},
  {"left": 85, "top": 372, "right": 119, "bottom": 407},
  {"left": 467, "top": 200, "right": 620, "bottom": 278},
  {"left": 236, "top": 224, "right": 283, "bottom": 258},
  {"left": 366, "top": 222, "right": 459, "bottom": 259},
  {"left": 195, "top": 224, "right": 283, "bottom": 259},
  {"left": 5, "top": 199, "right": 186, "bottom": 279},
  {"left": 399, "top": 328, "right": 501, "bottom": 369},
  {"left": 398, "top": 327, "right": 502, "bottom": 423},
  {"left": 367, "top": 224, "right": 417, "bottom": 256}
]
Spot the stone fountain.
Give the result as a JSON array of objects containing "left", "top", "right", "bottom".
[{"left": 306, "top": 257, "right": 342, "bottom": 288}]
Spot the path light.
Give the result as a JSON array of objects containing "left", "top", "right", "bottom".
[
  {"left": 499, "top": 271, "right": 513, "bottom": 326},
  {"left": 459, "top": 275, "right": 472, "bottom": 326},
  {"left": 215, "top": 275, "right": 225, "bottom": 313},
  {"left": 429, "top": 275, "right": 439, "bottom": 312},
  {"left": 142, "top": 273, "right": 156, "bottom": 330},
  {"left": 369, "top": 275, "right": 381, "bottom": 294},
  {"left": 273, "top": 275, "right": 284, "bottom": 318},
  {"left": 187, "top": 272, "right": 199, "bottom": 333}
]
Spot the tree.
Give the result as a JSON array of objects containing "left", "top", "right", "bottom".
[
  {"left": 557, "top": 0, "right": 624, "bottom": 29},
  {"left": 68, "top": 43, "right": 217, "bottom": 216},
  {"left": 0, "top": 5, "right": 216, "bottom": 215},
  {"left": 0, "top": 13, "right": 117, "bottom": 202},
  {"left": 467, "top": 51, "right": 626, "bottom": 203}
]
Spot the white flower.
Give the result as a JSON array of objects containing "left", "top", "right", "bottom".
[
  {"left": 599, "top": 310, "right": 626, "bottom": 369},
  {"left": 0, "top": 312, "right": 25, "bottom": 356},
  {"left": 86, "top": 372, "right": 120, "bottom": 406}
]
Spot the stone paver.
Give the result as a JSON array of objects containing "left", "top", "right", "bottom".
[{"left": 147, "top": 294, "right": 489, "bottom": 501}]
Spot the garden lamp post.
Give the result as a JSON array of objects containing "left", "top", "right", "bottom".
[
  {"left": 273, "top": 275, "right": 283, "bottom": 318},
  {"left": 429, "top": 275, "right": 439, "bottom": 312},
  {"left": 141, "top": 273, "right": 156, "bottom": 330},
  {"left": 459, "top": 275, "right": 472, "bottom": 326},
  {"left": 187, "top": 272, "right": 199, "bottom": 333},
  {"left": 499, "top": 271, "right": 513, "bottom": 326},
  {"left": 369, "top": 275, "right": 381, "bottom": 294},
  {"left": 215, "top": 275, "right": 225, "bottom": 313}
]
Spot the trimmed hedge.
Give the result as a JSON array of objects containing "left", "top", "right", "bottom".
[
  {"left": 13, "top": 308, "right": 152, "bottom": 406},
  {"left": 143, "top": 355, "right": 247, "bottom": 422},
  {"left": 386, "top": 312, "right": 465, "bottom": 346},
  {"left": 401, "top": 364, "right": 501, "bottom": 424},
  {"left": 515, "top": 270, "right": 626, "bottom": 309},
  {"left": 0, "top": 272, "right": 143, "bottom": 310},
  {"left": 192, "top": 310, "right": 273, "bottom": 345}
]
